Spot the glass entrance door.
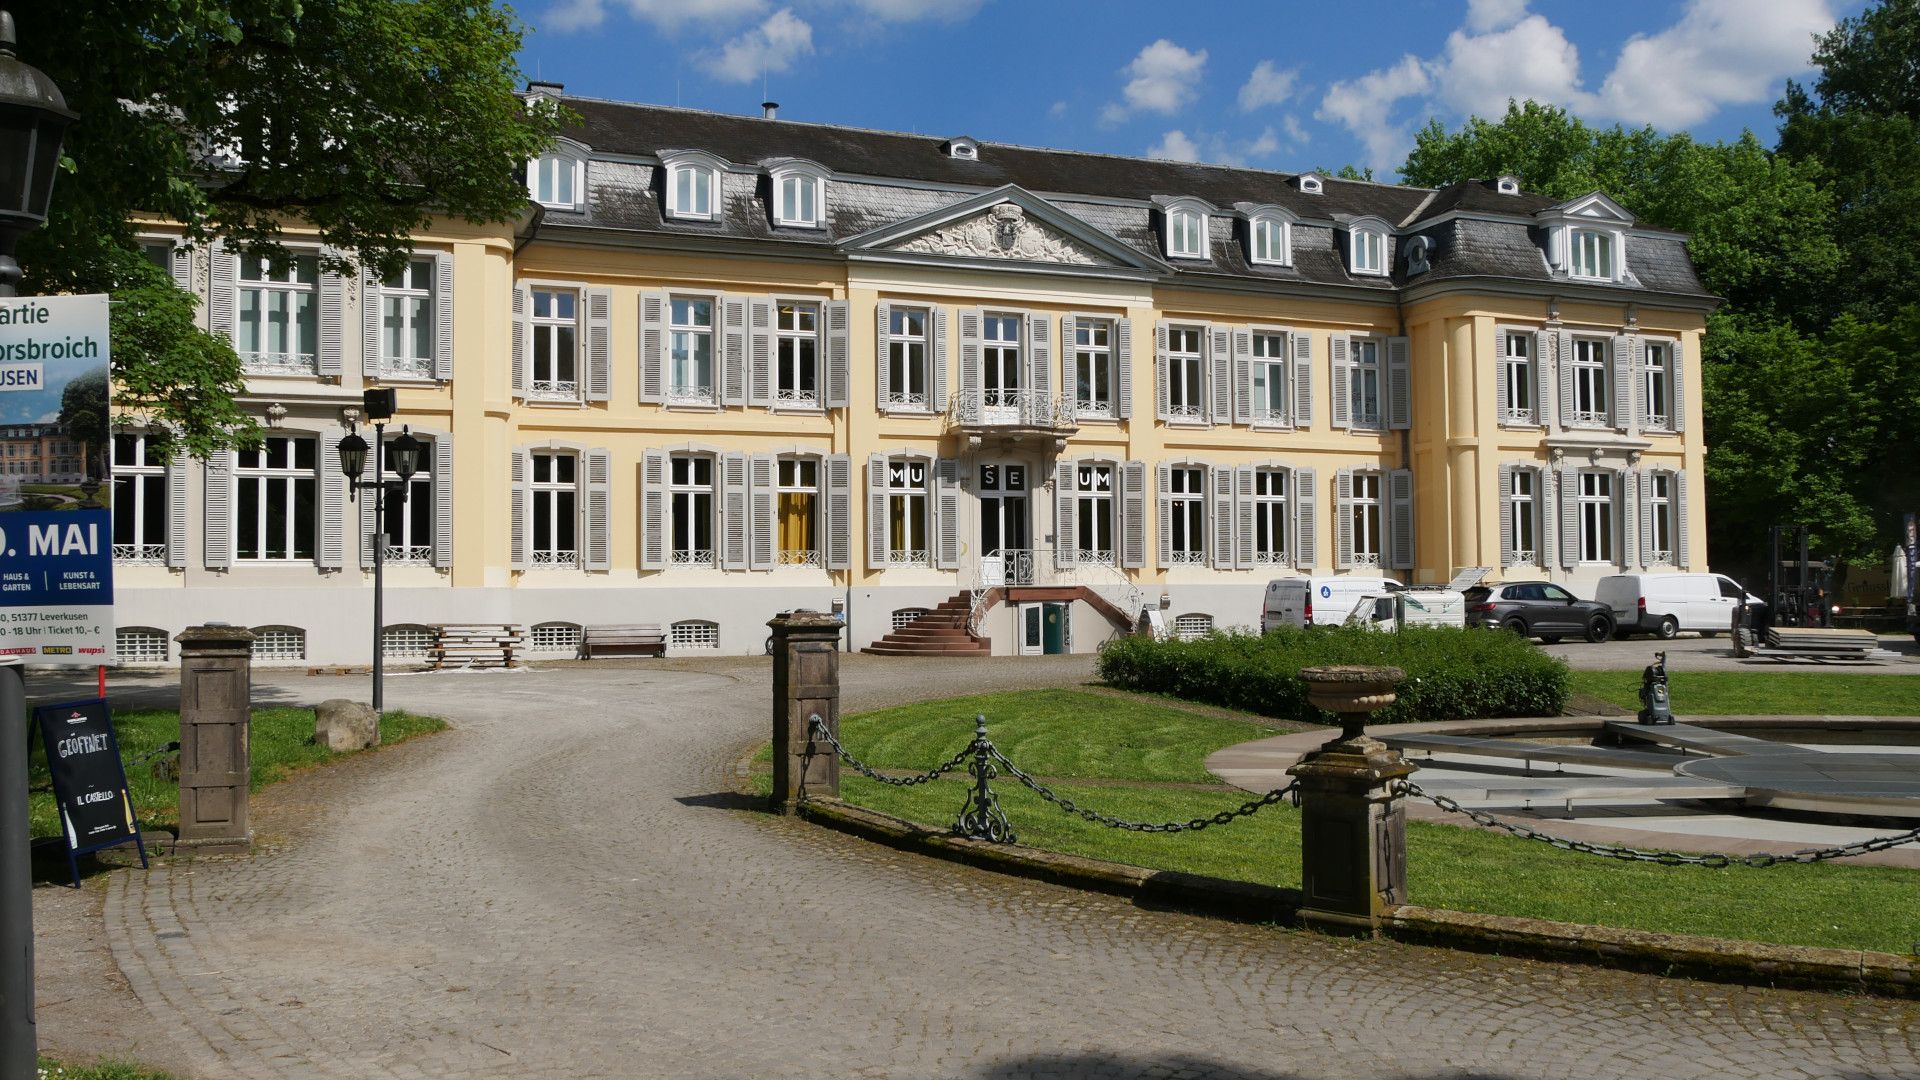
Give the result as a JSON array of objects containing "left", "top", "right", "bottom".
[{"left": 979, "top": 462, "right": 1030, "bottom": 582}]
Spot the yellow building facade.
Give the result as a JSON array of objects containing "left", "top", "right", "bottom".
[{"left": 111, "top": 93, "right": 1714, "bottom": 664}]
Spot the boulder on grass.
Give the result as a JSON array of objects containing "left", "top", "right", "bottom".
[{"left": 314, "top": 699, "right": 380, "bottom": 752}]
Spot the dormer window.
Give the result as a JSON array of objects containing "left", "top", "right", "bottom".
[
  {"left": 1569, "top": 228, "right": 1613, "bottom": 280},
  {"left": 767, "top": 160, "right": 828, "bottom": 229},
  {"left": 661, "top": 150, "right": 726, "bottom": 221},
  {"left": 1496, "top": 174, "right": 1521, "bottom": 195},
  {"left": 1347, "top": 221, "right": 1388, "bottom": 276},
  {"left": 1244, "top": 208, "right": 1293, "bottom": 266},
  {"left": 1296, "top": 173, "right": 1324, "bottom": 195},
  {"left": 1405, "top": 235, "right": 1432, "bottom": 275},
  {"left": 527, "top": 153, "right": 584, "bottom": 210},
  {"left": 1539, "top": 192, "right": 1634, "bottom": 284},
  {"left": 1160, "top": 199, "right": 1210, "bottom": 260},
  {"left": 944, "top": 138, "right": 980, "bottom": 160}
]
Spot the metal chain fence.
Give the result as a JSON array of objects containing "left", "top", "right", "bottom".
[
  {"left": 1395, "top": 779, "right": 1920, "bottom": 868},
  {"left": 807, "top": 718, "right": 974, "bottom": 787}
]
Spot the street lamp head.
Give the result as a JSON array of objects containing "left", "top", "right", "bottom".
[
  {"left": 337, "top": 430, "right": 368, "bottom": 481},
  {"left": 0, "top": 9, "right": 78, "bottom": 291},
  {"left": 388, "top": 427, "right": 423, "bottom": 480}
]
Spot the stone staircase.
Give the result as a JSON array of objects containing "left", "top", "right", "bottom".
[{"left": 860, "top": 592, "right": 990, "bottom": 656}]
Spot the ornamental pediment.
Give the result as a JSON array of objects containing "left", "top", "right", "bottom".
[
  {"left": 843, "top": 184, "right": 1167, "bottom": 274},
  {"left": 889, "top": 203, "right": 1113, "bottom": 266}
]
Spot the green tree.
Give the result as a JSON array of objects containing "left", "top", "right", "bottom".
[
  {"left": 14, "top": 0, "right": 566, "bottom": 453},
  {"left": 57, "top": 368, "right": 109, "bottom": 466}
]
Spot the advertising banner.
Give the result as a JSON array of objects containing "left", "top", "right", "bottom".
[{"left": 33, "top": 697, "right": 146, "bottom": 883}]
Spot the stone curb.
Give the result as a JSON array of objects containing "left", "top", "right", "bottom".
[{"left": 797, "top": 797, "right": 1920, "bottom": 998}]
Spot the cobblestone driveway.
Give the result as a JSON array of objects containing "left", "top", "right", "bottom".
[{"left": 74, "top": 656, "right": 1920, "bottom": 1078}]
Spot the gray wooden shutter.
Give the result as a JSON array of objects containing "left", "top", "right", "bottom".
[
  {"left": 935, "top": 458, "right": 960, "bottom": 570},
  {"left": 867, "top": 454, "right": 889, "bottom": 567},
  {"left": 721, "top": 296, "right": 747, "bottom": 407},
  {"left": 639, "top": 290, "right": 666, "bottom": 403},
  {"left": 1211, "top": 464, "right": 1235, "bottom": 569},
  {"left": 824, "top": 299, "right": 849, "bottom": 409},
  {"left": 359, "top": 467, "right": 379, "bottom": 568},
  {"left": 1291, "top": 331, "right": 1313, "bottom": 428},
  {"left": 1539, "top": 468, "right": 1557, "bottom": 572},
  {"left": 1027, "top": 312, "right": 1050, "bottom": 402},
  {"left": 1058, "top": 316, "right": 1077, "bottom": 405},
  {"left": 169, "top": 244, "right": 193, "bottom": 293},
  {"left": 931, "top": 306, "right": 950, "bottom": 411},
  {"left": 1154, "top": 322, "right": 1171, "bottom": 421},
  {"left": 1638, "top": 470, "right": 1654, "bottom": 570},
  {"left": 432, "top": 434, "right": 454, "bottom": 568},
  {"left": 1387, "top": 335, "right": 1411, "bottom": 430},
  {"left": 1560, "top": 465, "right": 1580, "bottom": 569},
  {"left": 1533, "top": 329, "right": 1553, "bottom": 429},
  {"left": 586, "top": 287, "right": 613, "bottom": 402},
  {"left": 749, "top": 298, "right": 773, "bottom": 408},
  {"left": 640, "top": 449, "right": 666, "bottom": 570},
  {"left": 1558, "top": 331, "right": 1576, "bottom": 425},
  {"left": 1674, "top": 470, "right": 1691, "bottom": 568},
  {"left": 585, "top": 448, "right": 612, "bottom": 570},
  {"left": 1208, "top": 325, "right": 1232, "bottom": 425},
  {"left": 1155, "top": 462, "right": 1173, "bottom": 567},
  {"left": 209, "top": 240, "right": 237, "bottom": 346},
  {"left": 1335, "top": 468, "right": 1354, "bottom": 569},
  {"left": 1613, "top": 469, "right": 1628, "bottom": 567},
  {"left": 1294, "top": 467, "right": 1317, "bottom": 571},
  {"left": 361, "top": 265, "right": 384, "bottom": 378},
  {"left": 1670, "top": 340, "right": 1687, "bottom": 432},
  {"left": 204, "top": 449, "right": 233, "bottom": 570},
  {"left": 1329, "top": 334, "right": 1351, "bottom": 428},
  {"left": 749, "top": 454, "right": 775, "bottom": 570},
  {"left": 1494, "top": 341, "right": 1509, "bottom": 425},
  {"left": 1235, "top": 465, "right": 1256, "bottom": 568},
  {"left": 1497, "top": 463, "right": 1515, "bottom": 565},
  {"left": 721, "top": 450, "right": 747, "bottom": 569},
  {"left": 873, "top": 301, "right": 891, "bottom": 406},
  {"left": 1231, "top": 328, "right": 1252, "bottom": 426},
  {"left": 1054, "top": 459, "right": 1077, "bottom": 570},
  {"left": 1121, "top": 461, "right": 1146, "bottom": 569},
  {"left": 318, "top": 252, "right": 345, "bottom": 377},
  {"left": 510, "top": 448, "right": 528, "bottom": 570},
  {"left": 1388, "top": 468, "right": 1414, "bottom": 569},
  {"left": 1610, "top": 334, "right": 1632, "bottom": 431},
  {"left": 1631, "top": 337, "right": 1648, "bottom": 427},
  {"left": 511, "top": 284, "right": 528, "bottom": 396},
  {"left": 1624, "top": 469, "right": 1642, "bottom": 569},
  {"left": 319, "top": 430, "right": 345, "bottom": 567},
  {"left": 1114, "top": 318, "right": 1133, "bottom": 419},
  {"left": 824, "top": 454, "right": 851, "bottom": 570},
  {"left": 959, "top": 308, "right": 982, "bottom": 401},
  {"left": 165, "top": 451, "right": 188, "bottom": 568},
  {"left": 433, "top": 252, "right": 454, "bottom": 380}
]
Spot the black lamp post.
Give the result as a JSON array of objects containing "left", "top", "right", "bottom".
[
  {"left": 337, "top": 391, "right": 421, "bottom": 712},
  {"left": 0, "top": 9, "right": 72, "bottom": 1074}
]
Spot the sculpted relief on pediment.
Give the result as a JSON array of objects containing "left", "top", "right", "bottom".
[{"left": 894, "top": 203, "right": 1107, "bottom": 266}]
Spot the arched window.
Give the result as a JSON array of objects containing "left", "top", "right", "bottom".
[
  {"left": 250, "top": 626, "right": 306, "bottom": 662},
  {"left": 1173, "top": 613, "right": 1214, "bottom": 641},
  {"left": 527, "top": 153, "right": 584, "bottom": 210},
  {"left": 768, "top": 160, "right": 828, "bottom": 228},
  {"left": 381, "top": 624, "right": 436, "bottom": 659},
  {"left": 661, "top": 150, "right": 727, "bottom": 221},
  {"left": 670, "top": 620, "right": 720, "bottom": 650},
  {"left": 891, "top": 607, "right": 931, "bottom": 631},
  {"left": 1245, "top": 210, "right": 1293, "bottom": 266},
  {"left": 115, "top": 626, "right": 170, "bottom": 665},
  {"left": 528, "top": 622, "right": 584, "bottom": 655},
  {"left": 1161, "top": 199, "right": 1210, "bottom": 260}
]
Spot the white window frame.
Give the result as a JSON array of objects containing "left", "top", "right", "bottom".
[
  {"left": 1248, "top": 213, "right": 1291, "bottom": 266},
  {"left": 1507, "top": 468, "right": 1539, "bottom": 567},
  {"left": 250, "top": 627, "right": 307, "bottom": 661},
  {"left": 1172, "top": 613, "right": 1214, "bottom": 641},
  {"left": 669, "top": 453, "right": 717, "bottom": 567},
  {"left": 377, "top": 258, "right": 436, "bottom": 380},
  {"left": 377, "top": 441, "right": 435, "bottom": 565},
  {"left": 1570, "top": 337, "right": 1611, "bottom": 427},
  {"left": 1250, "top": 331, "right": 1289, "bottom": 426},
  {"left": 526, "top": 152, "right": 584, "bottom": 210},
  {"left": 776, "top": 456, "right": 822, "bottom": 567},
  {"left": 1351, "top": 471, "right": 1384, "bottom": 568},
  {"left": 1072, "top": 318, "right": 1114, "bottom": 419},
  {"left": 981, "top": 312, "right": 1022, "bottom": 411},
  {"left": 668, "top": 295, "right": 718, "bottom": 406},
  {"left": 115, "top": 627, "right": 170, "bottom": 665},
  {"left": 530, "top": 450, "right": 580, "bottom": 568},
  {"left": 234, "top": 434, "right": 319, "bottom": 563},
  {"left": 111, "top": 433, "right": 168, "bottom": 564},
  {"left": 1251, "top": 467, "right": 1289, "bottom": 565},
  {"left": 885, "top": 457, "right": 931, "bottom": 567},
  {"left": 1350, "top": 227, "right": 1386, "bottom": 276},
  {"left": 770, "top": 163, "right": 827, "bottom": 228},
  {"left": 237, "top": 251, "right": 320, "bottom": 375},
  {"left": 1166, "top": 325, "right": 1206, "bottom": 422},
  {"left": 1349, "top": 336, "right": 1385, "bottom": 430},
  {"left": 1642, "top": 338, "right": 1675, "bottom": 431},
  {"left": 1074, "top": 462, "right": 1116, "bottom": 564},
  {"left": 529, "top": 287, "right": 581, "bottom": 402},
  {"left": 776, "top": 300, "right": 822, "bottom": 409},
  {"left": 1163, "top": 202, "right": 1209, "bottom": 260},
  {"left": 662, "top": 153, "right": 722, "bottom": 221},
  {"left": 1578, "top": 470, "right": 1616, "bottom": 564},
  {"left": 1167, "top": 465, "right": 1206, "bottom": 565},
  {"left": 885, "top": 306, "right": 931, "bottom": 411},
  {"left": 1500, "top": 330, "right": 1534, "bottom": 424},
  {"left": 1647, "top": 471, "right": 1674, "bottom": 566},
  {"left": 1569, "top": 228, "right": 1615, "bottom": 281},
  {"left": 528, "top": 622, "right": 584, "bottom": 655}
]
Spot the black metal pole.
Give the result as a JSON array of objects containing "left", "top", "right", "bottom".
[
  {"left": 0, "top": 659, "right": 33, "bottom": 1077},
  {"left": 372, "top": 424, "right": 384, "bottom": 714}
]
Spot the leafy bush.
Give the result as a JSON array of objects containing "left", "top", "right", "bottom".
[{"left": 1095, "top": 626, "right": 1568, "bottom": 725}]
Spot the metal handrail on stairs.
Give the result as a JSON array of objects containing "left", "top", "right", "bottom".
[{"left": 965, "top": 548, "right": 1146, "bottom": 636}]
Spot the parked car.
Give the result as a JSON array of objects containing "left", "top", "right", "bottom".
[
  {"left": 1594, "top": 572, "right": 1767, "bottom": 640},
  {"left": 1262, "top": 576, "right": 1403, "bottom": 632},
  {"left": 1343, "top": 589, "right": 1469, "bottom": 630},
  {"left": 1465, "top": 581, "right": 1615, "bottom": 643}
]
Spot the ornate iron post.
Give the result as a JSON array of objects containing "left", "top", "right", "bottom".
[{"left": 953, "top": 714, "right": 1013, "bottom": 843}]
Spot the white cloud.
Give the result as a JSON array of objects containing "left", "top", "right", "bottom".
[
  {"left": 1246, "top": 126, "right": 1280, "bottom": 158},
  {"left": 1104, "top": 40, "right": 1208, "bottom": 123},
  {"left": 1594, "top": 0, "right": 1833, "bottom": 128},
  {"left": 560, "top": 0, "right": 769, "bottom": 32},
  {"left": 1145, "top": 129, "right": 1280, "bottom": 167},
  {"left": 847, "top": 0, "right": 984, "bottom": 20},
  {"left": 1315, "top": 54, "right": 1430, "bottom": 172},
  {"left": 1049, "top": 100, "right": 1069, "bottom": 118},
  {"left": 1431, "top": 13, "right": 1588, "bottom": 120},
  {"left": 703, "top": 8, "right": 814, "bottom": 83},
  {"left": 1282, "top": 114, "right": 1311, "bottom": 146},
  {"left": 1238, "top": 61, "right": 1300, "bottom": 112},
  {"left": 1147, "top": 130, "right": 1201, "bottom": 162},
  {"left": 1465, "top": 0, "right": 1530, "bottom": 32},
  {"left": 545, "top": 0, "right": 609, "bottom": 32}
]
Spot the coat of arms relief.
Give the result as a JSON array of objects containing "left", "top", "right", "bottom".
[{"left": 895, "top": 203, "right": 1104, "bottom": 265}]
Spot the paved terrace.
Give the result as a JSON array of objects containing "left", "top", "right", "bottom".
[{"left": 31, "top": 652, "right": 1920, "bottom": 1080}]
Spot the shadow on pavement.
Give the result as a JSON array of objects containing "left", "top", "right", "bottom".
[
  {"left": 972, "top": 1055, "right": 1527, "bottom": 1079},
  {"left": 676, "top": 790, "right": 766, "bottom": 812}
]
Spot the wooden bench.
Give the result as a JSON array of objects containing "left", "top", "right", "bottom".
[{"left": 581, "top": 624, "right": 666, "bottom": 659}]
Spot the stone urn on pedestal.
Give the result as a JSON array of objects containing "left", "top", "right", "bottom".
[{"left": 1286, "top": 665, "right": 1417, "bottom": 936}]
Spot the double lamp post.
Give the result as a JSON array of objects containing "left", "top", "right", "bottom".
[{"left": 336, "top": 387, "right": 422, "bottom": 713}]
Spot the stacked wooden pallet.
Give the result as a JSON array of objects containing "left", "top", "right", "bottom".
[
  {"left": 1737, "top": 625, "right": 1887, "bottom": 662},
  {"left": 429, "top": 624, "right": 522, "bottom": 669}
]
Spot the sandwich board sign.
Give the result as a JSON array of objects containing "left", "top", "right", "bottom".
[
  {"left": 0, "top": 294, "right": 113, "bottom": 664},
  {"left": 34, "top": 697, "right": 147, "bottom": 886}
]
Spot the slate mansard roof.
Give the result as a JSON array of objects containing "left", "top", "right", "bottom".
[{"left": 533, "top": 94, "right": 1715, "bottom": 305}]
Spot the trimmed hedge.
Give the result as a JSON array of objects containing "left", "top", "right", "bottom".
[{"left": 1096, "top": 626, "right": 1569, "bottom": 725}]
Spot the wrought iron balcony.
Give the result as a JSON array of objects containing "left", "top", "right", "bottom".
[{"left": 949, "top": 389, "right": 1078, "bottom": 447}]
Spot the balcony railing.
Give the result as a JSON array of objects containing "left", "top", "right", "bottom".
[
  {"left": 671, "top": 549, "right": 716, "bottom": 566},
  {"left": 775, "top": 388, "right": 821, "bottom": 409},
  {"left": 531, "top": 549, "right": 579, "bottom": 568},
  {"left": 113, "top": 543, "right": 166, "bottom": 564},
  {"left": 777, "top": 548, "right": 822, "bottom": 567},
  {"left": 241, "top": 351, "right": 318, "bottom": 376},
  {"left": 1499, "top": 406, "right": 1535, "bottom": 425},
  {"left": 375, "top": 355, "right": 435, "bottom": 380},
  {"left": 666, "top": 384, "right": 717, "bottom": 407},
  {"left": 965, "top": 547, "right": 1144, "bottom": 636},
  {"left": 528, "top": 379, "right": 579, "bottom": 402},
  {"left": 951, "top": 389, "right": 1077, "bottom": 432},
  {"left": 384, "top": 544, "right": 433, "bottom": 565}
]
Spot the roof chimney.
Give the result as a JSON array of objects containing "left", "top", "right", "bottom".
[
  {"left": 762, "top": 101, "right": 779, "bottom": 120},
  {"left": 527, "top": 79, "right": 565, "bottom": 97}
]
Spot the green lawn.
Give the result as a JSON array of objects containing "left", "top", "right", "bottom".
[
  {"left": 804, "top": 689, "right": 1920, "bottom": 955},
  {"left": 39, "top": 1061, "right": 178, "bottom": 1080},
  {"left": 1569, "top": 670, "right": 1920, "bottom": 715},
  {"left": 29, "top": 706, "right": 447, "bottom": 838}
]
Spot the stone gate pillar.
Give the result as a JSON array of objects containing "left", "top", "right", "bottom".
[
  {"left": 1288, "top": 665, "right": 1415, "bottom": 937},
  {"left": 770, "top": 611, "right": 842, "bottom": 811},
  {"left": 173, "top": 624, "right": 255, "bottom": 853}
]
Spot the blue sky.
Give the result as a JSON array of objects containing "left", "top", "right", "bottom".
[{"left": 517, "top": 0, "right": 1865, "bottom": 180}]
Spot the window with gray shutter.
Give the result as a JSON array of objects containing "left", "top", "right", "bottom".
[
  {"left": 1533, "top": 329, "right": 1553, "bottom": 428},
  {"left": 1557, "top": 330, "right": 1576, "bottom": 429},
  {"left": 1291, "top": 331, "right": 1313, "bottom": 428},
  {"left": 749, "top": 298, "right": 773, "bottom": 407},
  {"left": 511, "top": 285, "right": 529, "bottom": 395},
  {"left": 433, "top": 434, "right": 454, "bottom": 568},
  {"left": 1334, "top": 468, "right": 1354, "bottom": 568},
  {"left": 1329, "top": 334, "right": 1351, "bottom": 428},
  {"left": 1153, "top": 322, "right": 1171, "bottom": 421},
  {"left": 1293, "top": 466, "right": 1317, "bottom": 570},
  {"left": 1208, "top": 325, "right": 1232, "bottom": 425},
  {"left": 721, "top": 451, "right": 747, "bottom": 569},
  {"left": 209, "top": 240, "right": 237, "bottom": 346},
  {"left": 935, "top": 458, "right": 960, "bottom": 570},
  {"left": 1155, "top": 462, "right": 1172, "bottom": 567},
  {"left": 866, "top": 454, "right": 888, "bottom": 568},
  {"left": 318, "top": 253, "right": 345, "bottom": 377},
  {"left": 586, "top": 288, "right": 613, "bottom": 402},
  {"left": 1559, "top": 465, "right": 1580, "bottom": 569},
  {"left": 1387, "top": 468, "right": 1413, "bottom": 569},
  {"left": 1387, "top": 336, "right": 1411, "bottom": 429},
  {"left": 1497, "top": 463, "right": 1515, "bottom": 565},
  {"left": 1231, "top": 328, "right": 1252, "bottom": 426},
  {"left": 359, "top": 468, "right": 379, "bottom": 569},
  {"left": 873, "top": 301, "right": 892, "bottom": 406},
  {"left": 1057, "top": 316, "right": 1077, "bottom": 408},
  {"left": 824, "top": 300, "right": 849, "bottom": 409},
  {"left": 931, "top": 306, "right": 950, "bottom": 410},
  {"left": 319, "top": 430, "right": 346, "bottom": 568},
  {"left": 1054, "top": 459, "right": 1077, "bottom": 570},
  {"left": 1114, "top": 318, "right": 1133, "bottom": 419},
  {"left": 1121, "top": 461, "right": 1146, "bottom": 569},
  {"left": 169, "top": 244, "right": 193, "bottom": 294},
  {"left": 361, "top": 266, "right": 384, "bottom": 379},
  {"left": 639, "top": 449, "right": 666, "bottom": 569},
  {"left": 1235, "top": 465, "right": 1257, "bottom": 569},
  {"left": 166, "top": 452, "right": 189, "bottom": 569},
  {"left": 1623, "top": 469, "right": 1641, "bottom": 569},
  {"left": 1539, "top": 468, "right": 1557, "bottom": 568},
  {"left": 1212, "top": 464, "right": 1235, "bottom": 569},
  {"left": 1674, "top": 470, "right": 1690, "bottom": 568},
  {"left": 959, "top": 308, "right": 982, "bottom": 404},
  {"left": 824, "top": 454, "right": 851, "bottom": 570},
  {"left": 639, "top": 291, "right": 666, "bottom": 403},
  {"left": 510, "top": 448, "right": 529, "bottom": 570},
  {"left": 1027, "top": 313, "right": 1050, "bottom": 402},
  {"left": 433, "top": 253, "right": 454, "bottom": 380},
  {"left": 585, "top": 448, "right": 612, "bottom": 570},
  {"left": 721, "top": 297, "right": 747, "bottom": 407},
  {"left": 1611, "top": 334, "right": 1632, "bottom": 431},
  {"left": 748, "top": 454, "right": 775, "bottom": 569},
  {"left": 1670, "top": 340, "right": 1687, "bottom": 432}
]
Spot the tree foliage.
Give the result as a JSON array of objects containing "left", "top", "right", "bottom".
[{"left": 14, "top": 0, "right": 566, "bottom": 453}]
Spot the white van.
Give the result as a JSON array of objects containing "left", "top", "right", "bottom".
[
  {"left": 1595, "top": 573, "right": 1766, "bottom": 639},
  {"left": 1262, "top": 576, "right": 1403, "bottom": 632},
  {"left": 1342, "top": 589, "right": 1468, "bottom": 630}
]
